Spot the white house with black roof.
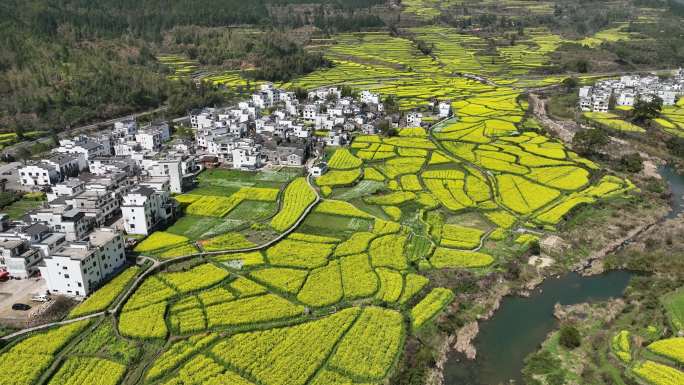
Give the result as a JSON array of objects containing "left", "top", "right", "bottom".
[
  {"left": 39, "top": 228, "right": 125, "bottom": 296},
  {"left": 121, "top": 186, "right": 172, "bottom": 235}
]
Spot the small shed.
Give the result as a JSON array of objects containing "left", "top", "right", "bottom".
[{"left": 310, "top": 163, "right": 328, "bottom": 177}]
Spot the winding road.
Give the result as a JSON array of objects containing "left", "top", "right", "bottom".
[
  {"left": 0, "top": 73, "right": 658, "bottom": 341},
  {"left": 0, "top": 174, "right": 321, "bottom": 342},
  {"left": 0, "top": 106, "right": 186, "bottom": 158}
]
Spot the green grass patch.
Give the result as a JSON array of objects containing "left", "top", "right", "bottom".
[
  {"left": 299, "top": 213, "right": 373, "bottom": 238},
  {"left": 0, "top": 198, "right": 44, "bottom": 220},
  {"left": 662, "top": 286, "right": 684, "bottom": 331},
  {"left": 166, "top": 215, "right": 224, "bottom": 240},
  {"left": 226, "top": 200, "right": 277, "bottom": 221}
]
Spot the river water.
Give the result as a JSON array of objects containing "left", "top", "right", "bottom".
[
  {"left": 444, "top": 165, "right": 684, "bottom": 385},
  {"left": 443, "top": 271, "right": 633, "bottom": 385},
  {"left": 659, "top": 165, "right": 684, "bottom": 219}
]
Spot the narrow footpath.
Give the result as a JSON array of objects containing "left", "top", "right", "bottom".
[{"left": 1, "top": 174, "right": 321, "bottom": 341}]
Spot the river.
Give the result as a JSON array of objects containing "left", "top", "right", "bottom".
[
  {"left": 443, "top": 271, "right": 633, "bottom": 385},
  {"left": 444, "top": 165, "right": 684, "bottom": 385},
  {"left": 659, "top": 164, "right": 684, "bottom": 219}
]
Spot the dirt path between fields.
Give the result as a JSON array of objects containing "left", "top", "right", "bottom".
[
  {"left": 529, "top": 93, "right": 578, "bottom": 143},
  {"left": 1, "top": 175, "right": 322, "bottom": 342}
]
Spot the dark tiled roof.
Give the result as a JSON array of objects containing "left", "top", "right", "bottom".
[
  {"left": 132, "top": 186, "right": 156, "bottom": 197},
  {"left": 23, "top": 223, "right": 50, "bottom": 236}
]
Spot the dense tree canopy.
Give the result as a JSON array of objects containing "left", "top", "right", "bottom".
[
  {"left": 0, "top": 0, "right": 384, "bottom": 133},
  {"left": 631, "top": 96, "right": 663, "bottom": 123}
]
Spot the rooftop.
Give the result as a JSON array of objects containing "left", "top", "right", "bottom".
[
  {"left": 36, "top": 232, "right": 66, "bottom": 245},
  {"left": 0, "top": 239, "right": 25, "bottom": 249},
  {"left": 79, "top": 140, "right": 103, "bottom": 150},
  {"left": 89, "top": 228, "right": 118, "bottom": 247},
  {"left": 47, "top": 153, "right": 78, "bottom": 165},
  {"left": 52, "top": 243, "right": 95, "bottom": 260},
  {"left": 62, "top": 207, "right": 84, "bottom": 219},
  {"left": 57, "top": 178, "right": 85, "bottom": 187},
  {"left": 23, "top": 223, "right": 50, "bottom": 236},
  {"left": 27, "top": 162, "right": 57, "bottom": 171},
  {"left": 129, "top": 186, "right": 156, "bottom": 198}
]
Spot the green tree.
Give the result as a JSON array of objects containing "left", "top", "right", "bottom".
[
  {"left": 14, "top": 124, "right": 25, "bottom": 140},
  {"left": 574, "top": 59, "right": 589, "bottom": 73},
  {"left": 384, "top": 95, "right": 399, "bottom": 115},
  {"left": 416, "top": 40, "right": 434, "bottom": 56},
  {"left": 30, "top": 142, "right": 51, "bottom": 155},
  {"left": 619, "top": 153, "right": 643, "bottom": 173},
  {"left": 632, "top": 96, "right": 663, "bottom": 123},
  {"left": 561, "top": 77, "right": 579, "bottom": 91},
  {"left": 173, "top": 125, "right": 194, "bottom": 140},
  {"left": 572, "top": 128, "right": 609, "bottom": 155},
  {"left": 666, "top": 136, "right": 684, "bottom": 158},
  {"left": 325, "top": 92, "right": 338, "bottom": 103},
  {"left": 341, "top": 85, "right": 355, "bottom": 98},
  {"left": 529, "top": 240, "right": 541, "bottom": 255},
  {"left": 294, "top": 87, "right": 308, "bottom": 100},
  {"left": 49, "top": 130, "right": 59, "bottom": 146},
  {"left": 559, "top": 324, "right": 581, "bottom": 349},
  {"left": 523, "top": 350, "right": 562, "bottom": 384},
  {"left": 377, "top": 119, "right": 391, "bottom": 134},
  {"left": 15, "top": 146, "right": 31, "bottom": 163}
]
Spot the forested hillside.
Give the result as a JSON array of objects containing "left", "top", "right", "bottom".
[{"left": 0, "top": 0, "right": 385, "bottom": 135}]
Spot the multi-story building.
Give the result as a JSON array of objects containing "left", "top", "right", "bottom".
[
  {"left": 29, "top": 206, "right": 91, "bottom": 241},
  {"left": 135, "top": 130, "right": 163, "bottom": 151},
  {"left": 88, "top": 157, "right": 139, "bottom": 177},
  {"left": 308, "top": 87, "right": 341, "bottom": 101},
  {"left": 438, "top": 102, "right": 452, "bottom": 118},
  {"left": 232, "top": 139, "right": 263, "bottom": 169},
  {"left": 114, "top": 119, "right": 138, "bottom": 137},
  {"left": 133, "top": 122, "right": 166, "bottom": 149},
  {"left": 67, "top": 190, "right": 119, "bottom": 227},
  {"left": 142, "top": 158, "right": 184, "bottom": 193},
  {"left": 207, "top": 136, "right": 236, "bottom": 162},
  {"left": 54, "top": 136, "right": 106, "bottom": 170},
  {"left": 190, "top": 108, "right": 217, "bottom": 130},
  {"left": 406, "top": 112, "right": 423, "bottom": 126},
  {"left": 47, "top": 179, "right": 86, "bottom": 202},
  {"left": 18, "top": 163, "right": 61, "bottom": 187},
  {"left": 581, "top": 70, "right": 684, "bottom": 111},
  {"left": 0, "top": 222, "right": 66, "bottom": 258},
  {"left": 113, "top": 140, "right": 142, "bottom": 156},
  {"left": 18, "top": 154, "right": 81, "bottom": 188},
  {"left": 360, "top": 90, "right": 381, "bottom": 105},
  {"left": 121, "top": 186, "right": 172, "bottom": 235},
  {"left": 263, "top": 140, "right": 307, "bottom": 166},
  {"left": 302, "top": 104, "right": 319, "bottom": 121},
  {"left": 39, "top": 228, "right": 125, "bottom": 296},
  {"left": 617, "top": 91, "right": 636, "bottom": 107},
  {"left": 0, "top": 239, "right": 43, "bottom": 278},
  {"left": 43, "top": 154, "right": 81, "bottom": 178}
]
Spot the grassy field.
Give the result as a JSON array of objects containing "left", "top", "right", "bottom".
[
  {"left": 662, "top": 286, "right": 684, "bottom": 331},
  {"left": 192, "top": 168, "right": 300, "bottom": 195},
  {"left": 548, "top": 93, "right": 579, "bottom": 119},
  {"left": 0, "top": 197, "right": 45, "bottom": 220},
  {"left": 583, "top": 112, "right": 646, "bottom": 133},
  {"left": 166, "top": 215, "right": 227, "bottom": 240}
]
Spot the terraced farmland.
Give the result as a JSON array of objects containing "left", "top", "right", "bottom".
[
  {"left": 16, "top": 80, "right": 637, "bottom": 385},
  {"left": 0, "top": 15, "right": 649, "bottom": 385}
]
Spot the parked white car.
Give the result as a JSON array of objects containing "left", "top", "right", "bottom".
[{"left": 31, "top": 294, "right": 51, "bottom": 302}]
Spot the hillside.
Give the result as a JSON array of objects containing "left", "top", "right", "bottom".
[{"left": 0, "top": 0, "right": 385, "bottom": 137}]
